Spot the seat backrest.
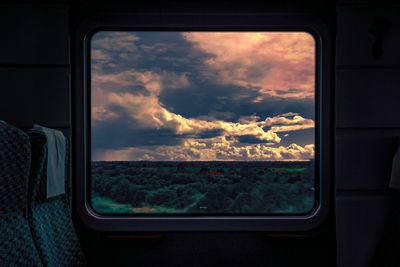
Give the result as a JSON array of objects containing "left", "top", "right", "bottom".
[
  {"left": 0, "top": 122, "right": 43, "bottom": 266},
  {"left": 28, "top": 130, "right": 85, "bottom": 266}
]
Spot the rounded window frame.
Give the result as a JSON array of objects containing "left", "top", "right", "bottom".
[{"left": 73, "top": 13, "right": 332, "bottom": 231}]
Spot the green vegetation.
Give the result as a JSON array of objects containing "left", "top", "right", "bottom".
[
  {"left": 91, "top": 161, "right": 315, "bottom": 214},
  {"left": 269, "top": 168, "right": 306, "bottom": 172}
]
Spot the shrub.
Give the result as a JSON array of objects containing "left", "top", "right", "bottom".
[
  {"left": 109, "top": 178, "right": 139, "bottom": 204},
  {"left": 227, "top": 192, "right": 251, "bottom": 212},
  {"left": 171, "top": 174, "right": 192, "bottom": 184},
  {"left": 146, "top": 188, "right": 177, "bottom": 206},
  {"left": 191, "top": 185, "right": 232, "bottom": 212},
  {"left": 171, "top": 195, "right": 195, "bottom": 209},
  {"left": 92, "top": 176, "right": 119, "bottom": 197},
  {"left": 134, "top": 190, "right": 147, "bottom": 205}
]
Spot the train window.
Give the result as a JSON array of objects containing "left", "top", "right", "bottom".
[
  {"left": 90, "top": 31, "right": 316, "bottom": 215},
  {"left": 74, "top": 14, "right": 331, "bottom": 231}
]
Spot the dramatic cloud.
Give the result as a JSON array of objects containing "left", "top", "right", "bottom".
[
  {"left": 107, "top": 92, "right": 282, "bottom": 143},
  {"left": 262, "top": 114, "right": 314, "bottom": 132},
  {"left": 90, "top": 31, "right": 315, "bottom": 161},
  {"left": 91, "top": 32, "right": 143, "bottom": 72},
  {"left": 91, "top": 49, "right": 112, "bottom": 62},
  {"left": 182, "top": 32, "right": 315, "bottom": 99},
  {"left": 92, "top": 69, "right": 313, "bottom": 144},
  {"left": 93, "top": 136, "right": 314, "bottom": 161},
  {"left": 91, "top": 70, "right": 190, "bottom": 122},
  {"left": 92, "top": 32, "right": 141, "bottom": 54}
]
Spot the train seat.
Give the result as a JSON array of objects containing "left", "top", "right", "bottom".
[
  {"left": 27, "top": 127, "right": 85, "bottom": 266},
  {"left": 0, "top": 121, "right": 43, "bottom": 266}
]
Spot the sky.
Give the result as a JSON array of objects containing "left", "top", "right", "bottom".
[{"left": 91, "top": 31, "right": 315, "bottom": 161}]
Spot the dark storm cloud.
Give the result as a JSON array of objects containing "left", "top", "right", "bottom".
[
  {"left": 275, "top": 88, "right": 305, "bottom": 95},
  {"left": 237, "top": 135, "right": 272, "bottom": 144},
  {"left": 90, "top": 31, "right": 316, "bottom": 161},
  {"left": 159, "top": 83, "right": 315, "bottom": 121},
  {"left": 92, "top": 120, "right": 185, "bottom": 150},
  {"left": 92, "top": 31, "right": 207, "bottom": 76},
  {"left": 278, "top": 128, "right": 315, "bottom": 147},
  {"left": 193, "top": 129, "right": 225, "bottom": 139}
]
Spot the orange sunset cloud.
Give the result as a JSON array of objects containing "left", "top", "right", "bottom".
[{"left": 182, "top": 32, "right": 315, "bottom": 99}]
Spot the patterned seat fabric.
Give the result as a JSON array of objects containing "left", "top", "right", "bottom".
[
  {"left": 0, "top": 122, "right": 43, "bottom": 266},
  {"left": 28, "top": 131, "right": 86, "bottom": 267}
]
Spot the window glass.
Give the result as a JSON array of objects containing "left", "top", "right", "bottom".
[{"left": 90, "top": 31, "right": 316, "bottom": 214}]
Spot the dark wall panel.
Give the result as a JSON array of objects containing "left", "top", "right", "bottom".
[
  {"left": 336, "top": 69, "right": 400, "bottom": 128},
  {"left": 335, "top": 3, "right": 400, "bottom": 266},
  {"left": 336, "top": 135, "right": 398, "bottom": 190},
  {"left": 336, "top": 5, "right": 400, "bottom": 66},
  {"left": 0, "top": 68, "right": 70, "bottom": 127},
  {"left": 337, "top": 0, "right": 400, "bottom": 3},
  {"left": 336, "top": 193, "right": 392, "bottom": 267},
  {"left": 0, "top": 4, "right": 69, "bottom": 65},
  {"left": 82, "top": 231, "right": 335, "bottom": 267}
]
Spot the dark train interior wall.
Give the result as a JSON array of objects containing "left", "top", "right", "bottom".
[{"left": 0, "top": 0, "right": 399, "bottom": 266}]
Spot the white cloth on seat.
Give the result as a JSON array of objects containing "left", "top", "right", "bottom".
[
  {"left": 390, "top": 143, "right": 400, "bottom": 191},
  {"left": 31, "top": 124, "right": 66, "bottom": 198}
]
